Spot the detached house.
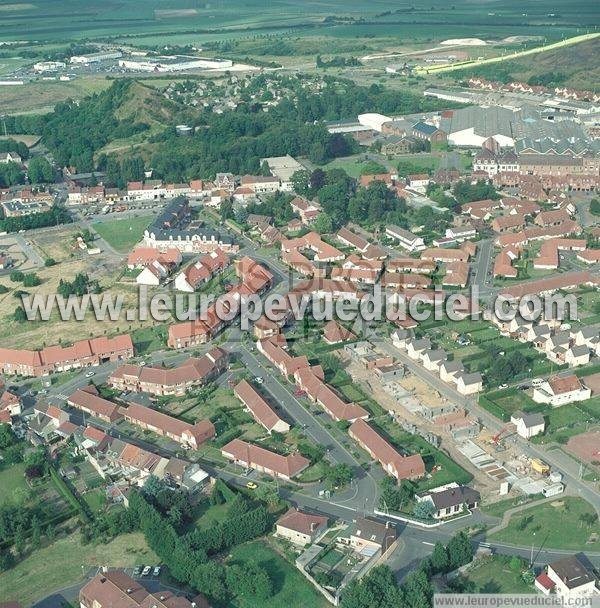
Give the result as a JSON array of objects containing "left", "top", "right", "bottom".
[
  {"left": 533, "top": 375, "right": 591, "bottom": 407},
  {"left": 415, "top": 483, "right": 480, "bottom": 520},
  {"left": 275, "top": 508, "right": 328, "bottom": 546}
]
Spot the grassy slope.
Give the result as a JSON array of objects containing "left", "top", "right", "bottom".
[
  {"left": 490, "top": 496, "right": 600, "bottom": 551},
  {"left": 507, "top": 37, "right": 600, "bottom": 91},
  {"left": 0, "top": 531, "right": 157, "bottom": 606}
]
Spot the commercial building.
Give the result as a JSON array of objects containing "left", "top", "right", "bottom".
[{"left": 119, "top": 55, "right": 232, "bottom": 72}]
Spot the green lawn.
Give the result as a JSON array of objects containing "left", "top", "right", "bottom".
[
  {"left": 490, "top": 497, "right": 600, "bottom": 551},
  {"left": 0, "top": 463, "right": 29, "bottom": 504},
  {"left": 194, "top": 502, "right": 231, "bottom": 531},
  {"left": 459, "top": 555, "right": 533, "bottom": 594},
  {"left": 0, "top": 531, "right": 157, "bottom": 606},
  {"left": 83, "top": 488, "right": 106, "bottom": 513},
  {"left": 226, "top": 539, "right": 329, "bottom": 608},
  {"left": 92, "top": 215, "right": 154, "bottom": 253}
]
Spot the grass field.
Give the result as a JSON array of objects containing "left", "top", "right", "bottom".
[
  {"left": 490, "top": 497, "right": 600, "bottom": 551},
  {"left": 227, "top": 539, "right": 329, "bottom": 608},
  {"left": 0, "top": 462, "right": 28, "bottom": 504},
  {"left": 459, "top": 556, "right": 533, "bottom": 594},
  {"left": 0, "top": 531, "right": 157, "bottom": 606},
  {"left": 92, "top": 215, "right": 154, "bottom": 253}
]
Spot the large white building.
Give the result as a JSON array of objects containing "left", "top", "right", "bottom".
[
  {"left": 119, "top": 55, "right": 232, "bottom": 72},
  {"left": 358, "top": 113, "right": 392, "bottom": 133}
]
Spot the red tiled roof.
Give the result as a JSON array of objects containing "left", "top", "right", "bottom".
[
  {"left": 234, "top": 380, "right": 286, "bottom": 432},
  {"left": 276, "top": 508, "right": 328, "bottom": 535},
  {"left": 221, "top": 438, "right": 309, "bottom": 478},
  {"left": 349, "top": 419, "right": 425, "bottom": 480}
]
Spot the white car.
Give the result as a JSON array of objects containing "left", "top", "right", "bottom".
[
  {"left": 85, "top": 371, "right": 95, "bottom": 378},
  {"left": 255, "top": 376, "right": 264, "bottom": 384},
  {"left": 153, "top": 566, "right": 161, "bottom": 577},
  {"left": 142, "top": 566, "right": 152, "bottom": 576}
]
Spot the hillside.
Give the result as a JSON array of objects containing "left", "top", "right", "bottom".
[
  {"left": 508, "top": 37, "right": 600, "bottom": 91},
  {"left": 114, "top": 81, "right": 180, "bottom": 127}
]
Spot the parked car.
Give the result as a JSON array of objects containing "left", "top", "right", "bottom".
[
  {"left": 255, "top": 376, "right": 263, "bottom": 384},
  {"left": 85, "top": 371, "right": 95, "bottom": 378},
  {"left": 133, "top": 565, "right": 143, "bottom": 576},
  {"left": 142, "top": 566, "right": 152, "bottom": 576},
  {"left": 246, "top": 481, "right": 258, "bottom": 490},
  {"left": 153, "top": 566, "right": 161, "bottom": 577}
]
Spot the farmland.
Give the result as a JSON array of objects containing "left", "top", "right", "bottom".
[{"left": 0, "top": 0, "right": 595, "bottom": 46}]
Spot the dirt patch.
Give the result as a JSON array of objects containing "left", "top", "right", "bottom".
[
  {"left": 583, "top": 372, "right": 600, "bottom": 395},
  {"left": 398, "top": 375, "right": 445, "bottom": 409},
  {"left": 566, "top": 431, "right": 600, "bottom": 468}
]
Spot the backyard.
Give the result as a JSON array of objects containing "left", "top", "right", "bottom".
[
  {"left": 457, "top": 555, "right": 534, "bottom": 594},
  {"left": 226, "top": 539, "right": 329, "bottom": 608}
]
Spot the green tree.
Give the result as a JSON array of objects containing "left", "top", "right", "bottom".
[
  {"left": 325, "top": 463, "right": 354, "bottom": 488},
  {"left": 313, "top": 212, "right": 334, "bottom": 234},
  {"left": 430, "top": 541, "right": 450, "bottom": 573},
  {"left": 413, "top": 500, "right": 435, "bottom": 520},
  {"left": 192, "top": 562, "right": 228, "bottom": 602},
  {"left": 590, "top": 198, "right": 600, "bottom": 216},
  {"left": 13, "top": 306, "right": 27, "bottom": 323},
  {"left": 446, "top": 531, "right": 473, "bottom": 570},
  {"left": 27, "top": 156, "right": 55, "bottom": 183}
]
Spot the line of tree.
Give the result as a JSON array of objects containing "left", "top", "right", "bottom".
[
  {"left": 0, "top": 205, "right": 72, "bottom": 233},
  {"left": 129, "top": 481, "right": 273, "bottom": 602}
]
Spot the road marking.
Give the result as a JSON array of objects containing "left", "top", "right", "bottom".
[{"left": 422, "top": 541, "right": 435, "bottom": 546}]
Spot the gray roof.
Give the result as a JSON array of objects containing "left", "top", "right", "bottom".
[
  {"left": 413, "top": 121, "right": 440, "bottom": 136},
  {"left": 420, "top": 485, "right": 480, "bottom": 510},
  {"left": 424, "top": 349, "right": 447, "bottom": 362},
  {"left": 147, "top": 196, "right": 234, "bottom": 244},
  {"left": 457, "top": 371, "right": 482, "bottom": 385},
  {"left": 549, "top": 555, "right": 596, "bottom": 590},
  {"left": 518, "top": 412, "right": 545, "bottom": 428},
  {"left": 570, "top": 344, "right": 590, "bottom": 357},
  {"left": 351, "top": 517, "right": 397, "bottom": 547},
  {"left": 441, "top": 360, "right": 464, "bottom": 373},
  {"left": 440, "top": 104, "right": 588, "bottom": 143}
]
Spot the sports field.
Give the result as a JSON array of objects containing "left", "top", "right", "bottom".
[{"left": 92, "top": 215, "right": 154, "bottom": 253}]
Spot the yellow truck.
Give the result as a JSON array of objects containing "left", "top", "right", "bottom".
[{"left": 531, "top": 459, "right": 550, "bottom": 476}]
